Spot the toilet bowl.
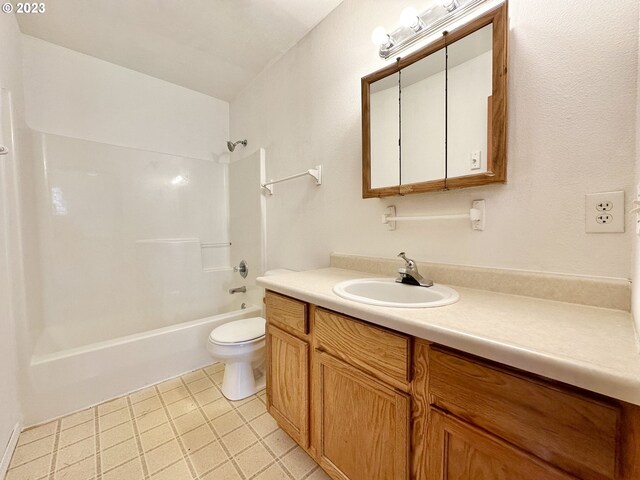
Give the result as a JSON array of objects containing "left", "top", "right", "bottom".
[
  {"left": 207, "top": 267, "right": 295, "bottom": 400},
  {"left": 207, "top": 316, "right": 266, "bottom": 401}
]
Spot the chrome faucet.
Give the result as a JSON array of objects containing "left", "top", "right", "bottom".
[
  {"left": 396, "top": 252, "right": 433, "bottom": 287},
  {"left": 229, "top": 286, "right": 246, "bottom": 294}
]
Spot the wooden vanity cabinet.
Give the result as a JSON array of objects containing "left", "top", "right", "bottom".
[
  {"left": 314, "top": 351, "right": 410, "bottom": 480},
  {"left": 264, "top": 291, "right": 640, "bottom": 480},
  {"left": 313, "top": 308, "right": 411, "bottom": 480},
  {"left": 427, "top": 408, "right": 574, "bottom": 480},
  {"left": 265, "top": 292, "right": 310, "bottom": 447},
  {"left": 265, "top": 292, "right": 411, "bottom": 479}
]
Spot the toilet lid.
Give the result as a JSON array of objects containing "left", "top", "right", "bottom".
[{"left": 209, "top": 317, "right": 266, "bottom": 344}]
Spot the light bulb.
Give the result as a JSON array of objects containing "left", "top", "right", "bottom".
[
  {"left": 442, "top": 0, "right": 459, "bottom": 12},
  {"left": 400, "top": 7, "right": 419, "bottom": 28},
  {"left": 371, "top": 26, "right": 389, "bottom": 46}
]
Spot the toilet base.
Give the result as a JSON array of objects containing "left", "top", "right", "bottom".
[{"left": 220, "top": 361, "right": 266, "bottom": 401}]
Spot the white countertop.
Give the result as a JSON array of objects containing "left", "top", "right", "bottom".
[{"left": 257, "top": 268, "right": 640, "bottom": 405}]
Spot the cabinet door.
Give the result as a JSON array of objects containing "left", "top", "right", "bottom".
[
  {"left": 427, "top": 409, "right": 576, "bottom": 480},
  {"left": 266, "top": 324, "right": 309, "bottom": 447},
  {"left": 315, "top": 351, "right": 409, "bottom": 480}
]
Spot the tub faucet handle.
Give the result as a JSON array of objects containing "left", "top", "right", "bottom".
[{"left": 234, "top": 260, "right": 248, "bottom": 278}]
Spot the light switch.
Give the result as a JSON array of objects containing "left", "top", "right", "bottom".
[{"left": 470, "top": 151, "right": 481, "bottom": 170}]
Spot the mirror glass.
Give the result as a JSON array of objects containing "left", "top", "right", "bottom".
[
  {"left": 362, "top": 3, "right": 507, "bottom": 198},
  {"left": 369, "top": 72, "right": 399, "bottom": 189},
  {"left": 400, "top": 48, "right": 446, "bottom": 185},
  {"left": 446, "top": 24, "right": 493, "bottom": 178}
]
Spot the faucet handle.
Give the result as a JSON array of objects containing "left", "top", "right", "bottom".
[{"left": 397, "top": 252, "right": 414, "bottom": 268}]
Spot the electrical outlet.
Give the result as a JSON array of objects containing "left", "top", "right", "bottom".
[
  {"left": 470, "top": 151, "right": 481, "bottom": 170},
  {"left": 585, "top": 191, "right": 624, "bottom": 233}
]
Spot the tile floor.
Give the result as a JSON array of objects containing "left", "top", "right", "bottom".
[{"left": 6, "top": 363, "right": 329, "bottom": 480}]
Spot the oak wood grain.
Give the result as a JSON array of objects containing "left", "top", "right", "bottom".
[
  {"left": 410, "top": 339, "right": 431, "bottom": 480},
  {"left": 315, "top": 351, "right": 409, "bottom": 480},
  {"left": 428, "top": 408, "right": 575, "bottom": 480},
  {"left": 266, "top": 324, "right": 309, "bottom": 448},
  {"left": 265, "top": 290, "right": 308, "bottom": 336},
  {"left": 620, "top": 402, "right": 640, "bottom": 479},
  {"left": 429, "top": 346, "right": 619, "bottom": 480},
  {"left": 314, "top": 308, "right": 411, "bottom": 391}
]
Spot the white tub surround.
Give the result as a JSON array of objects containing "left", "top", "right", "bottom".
[{"left": 257, "top": 268, "right": 640, "bottom": 406}]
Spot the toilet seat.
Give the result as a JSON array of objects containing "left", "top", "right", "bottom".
[{"left": 209, "top": 317, "right": 265, "bottom": 345}]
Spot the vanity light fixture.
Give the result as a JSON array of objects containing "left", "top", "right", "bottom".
[
  {"left": 371, "top": 0, "right": 489, "bottom": 59},
  {"left": 371, "top": 26, "right": 394, "bottom": 49},
  {"left": 400, "top": 7, "right": 425, "bottom": 32}
]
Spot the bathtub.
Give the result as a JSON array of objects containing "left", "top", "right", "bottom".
[{"left": 23, "top": 304, "right": 263, "bottom": 426}]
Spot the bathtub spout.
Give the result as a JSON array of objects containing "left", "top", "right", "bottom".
[{"left": 229, "top": 286, "right": 246, "bottom": 294}]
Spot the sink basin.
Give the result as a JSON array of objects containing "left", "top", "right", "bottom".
[{"left": 332, "top": 278, "right": 459, "bottom": 308}]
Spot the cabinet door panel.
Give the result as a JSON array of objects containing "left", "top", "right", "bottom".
[
  {"left": 265, "top": 290, "right": 308, "bottom": 336},
  {"left": 428, "top": 409, "right": 575, "bottom": 480},
  {"left": 315, "top": 351, "right": 409, "bottom": 480},
  {"left": 429, "top": 347, "right": 618, "bottom": 480},
  {"left": 266, "top": 324, "right": 309, "bottom": 447},
  {"left": 314, "top": 308, "right": 411, "bottom": 390}
]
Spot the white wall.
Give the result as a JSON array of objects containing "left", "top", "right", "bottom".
[
  {"left": 22, "top": 35, "right": 229, "bottom": 162},
  {"left": 231, "top": 0, "right": 639, "bottom": 279},
  {"left": 447, "top": 50, "right": 492, "bottom": 178},
  {"left": 370, "top": 79, "right": 400, "bottom": 188},
  {"left": 633, "top": 8, "right": 640, "bottom": 334},
  {"left": 0, "top": 12, "right": 25, "bottom": 471}
]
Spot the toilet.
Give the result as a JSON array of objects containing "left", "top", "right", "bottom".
[
  {"left": 207, "top": 268, "right": 294, "bottom": 400},
  {"left": 207, "top": 316, "right": 267, "bottom": 401}
]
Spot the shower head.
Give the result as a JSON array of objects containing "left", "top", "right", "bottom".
[{"left": 227, "top": 139, "right": 248, "bottom": 152}]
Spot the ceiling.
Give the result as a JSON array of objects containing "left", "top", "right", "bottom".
[{"left": 17, "top": 0, "right": 343, "bottom": 101}]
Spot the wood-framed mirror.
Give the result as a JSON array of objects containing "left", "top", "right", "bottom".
[{"left": 361, "top": 2, "right": 508, "bottom": 198}]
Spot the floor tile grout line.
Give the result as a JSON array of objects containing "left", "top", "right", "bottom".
[
  {"left": 246, "top": 459, "right": 280, "bottom": 480},
  {"left": 6, "top": 428, "right": 61, "bottom": 474},
  {"left": 131, "top": 405, "right": 165, "bottom": 422},
  {"left": 136, "top": 432, "right": 175, "bottom": 456},
  {"left": 59, "top": 417, "right": 94, "bottom": 433},
  {"left": 14, "top": 364, "right": 304, "bottom": 480},
  {"left": 94, "top": 407, "right": 102, "bottom": 480},
  {"left": 6, "top": 451, "right": 51, "bottom": 472},
  {"left": 301, "top": 465, "right": 324, "bottom": 480},
  {"left": 178, "top": 375, "right": 246, "bottom": 480},
  {"left": 126, "top": 395, "right": 152, "bottom": 480},
  {"left": 48, "top": 451, "right": 96, "bottom": 476},
  {"left": 154, "top": 383, "right": 199, "bottom": 479},
  {"left": 46, "top": 419, "right": 62, "bottom": 480},
  {"left": 207, "top": 382, "right": 300, "bottom": 480},
  {"left": 15, "top": 365, "right": 220, "bottom": 443},
  {"left": 146, "top": 456, "right": 189, "bottom": 478},
  {"left": 14, "top": 431, "right": 57, "bottom": 449},
  {"left": 96, "top": 442, "right": 140, "bottom": 475},
  {"left": 199, "top": 369, "right": 291, "bottom": 480}
]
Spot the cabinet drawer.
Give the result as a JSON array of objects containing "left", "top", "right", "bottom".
[
  {"left": 265, "top": 291, "right": 308, "bottom": 336},
  {"left": 429, "top": 347, "right": 620, "bottom": 480},
  {"left": 314, "top": 308, "right": 411, "bottom": 390}
]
